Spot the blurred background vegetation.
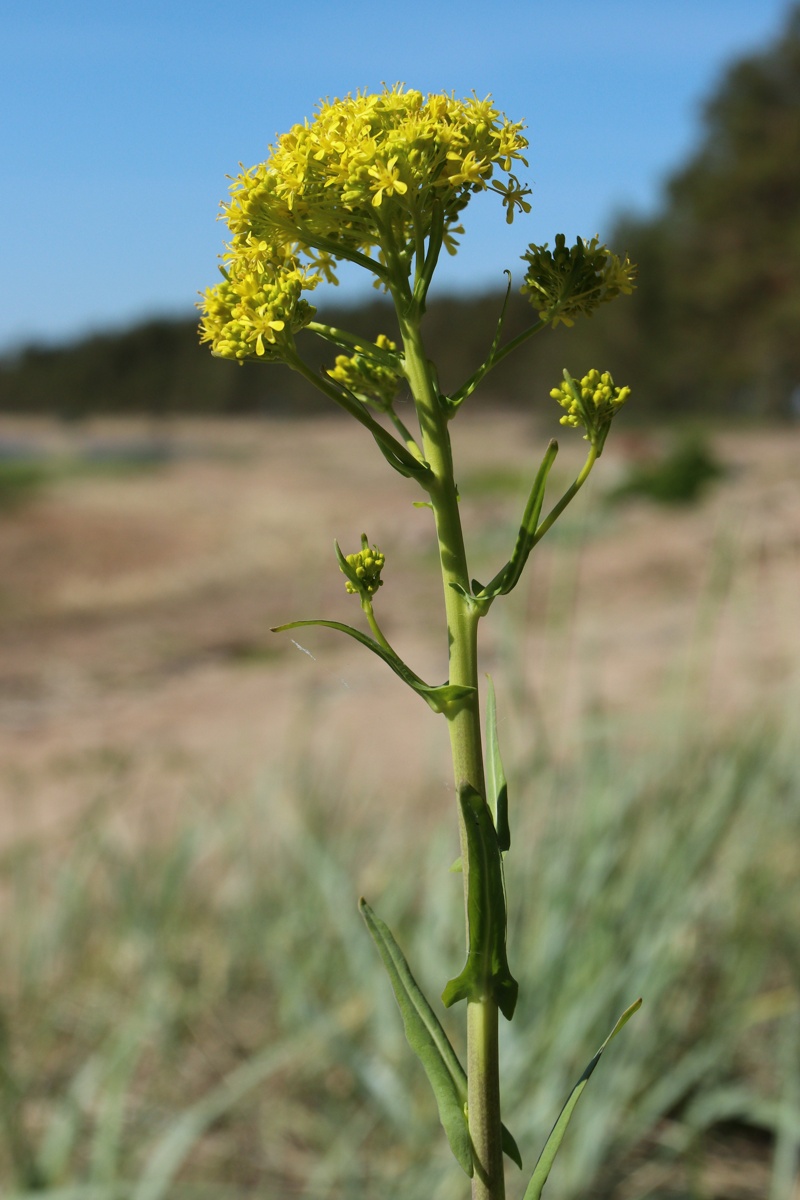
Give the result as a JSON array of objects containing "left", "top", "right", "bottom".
[
  {"left": 1, "top": 9, "right": 800, "bottom": 1200},
  {"left": 2, "top": 7, "right": 800, "bottom": 423}
]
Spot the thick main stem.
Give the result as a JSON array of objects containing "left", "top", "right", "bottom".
[{"left": 399, "top": 305, "right": 505, "bottom": 1200}]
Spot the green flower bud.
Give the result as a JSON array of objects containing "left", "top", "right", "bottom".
[
  {"left": 551, "top": 369, "right": 631, "bottom": 448},
  {"left": 341, "top": 534, "right": 386, "bottom": 596},
  {"left": 327, "top": 335, "right": 402, "bottom": 412},
  {"left": 521, "top": 235, "right": 637, "bottom": 328}
]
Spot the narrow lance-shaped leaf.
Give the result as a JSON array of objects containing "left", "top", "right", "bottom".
[
  {"left": 271, "top": 619, "right": 474, "bottom": 714},
  {"left": 442, "top": 786, "right": 518, "bottom": 1021},
  {"left": 360, "top": 900, "right": 523, "bottom": 1175},
  {"left": 360, "top": 899, "right": 473, "bottom": 1176},
  {"left": 485, "top": 675, "right": 510, "bottom": 852},
  {"left": 478, "top": 440, "right": 559, "bottom": 601},
  {"left": 522, "top": 998, "right": 642, "bottom": 1200},
  {"left": 448, "top": 272, "right": 514, "bottom": 412}
]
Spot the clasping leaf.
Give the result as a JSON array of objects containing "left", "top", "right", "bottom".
[
  {"left": 485, "top": 676, "right": 510, "bottom": 852},
  {"left": 442, "top": 786, "right": 518, "bottom": 1020},
  {"left": 360, "top": 900, "right": 522, "bottom": 1175}
]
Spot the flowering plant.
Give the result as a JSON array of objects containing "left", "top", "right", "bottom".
[{"left": 201, "top": 85, "right": 639, "bottom": 1200}]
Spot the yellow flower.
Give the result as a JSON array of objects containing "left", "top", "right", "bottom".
[
  {"left": 368, "top": 156, "right": 409, "bottom": 206},
  {"left": 444, "top": 150, "right": 490, "bottom": 187},
  {"left": 200, "top": 86, "right": 532, "bottom": 364},
  {"left": 198, "top": 254, "right": 318, "bottom": 361},
  {"left": 218, "top": 86, "right": 529, "bottom": 282},
  {"left": 491, "top": 174, "right": 533, "bottom": 224}
]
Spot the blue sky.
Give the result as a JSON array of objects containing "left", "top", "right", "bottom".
[{"left": 1, "top": 0, "right": 794, "bottom": 351}]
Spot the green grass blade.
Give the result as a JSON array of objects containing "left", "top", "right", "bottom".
[
  {"left": 523, "top": 999, "right": 641, "bottom": 1200},
  {"left": 88, "top": 1002, "right": 162, "bottom": 1184},
  {"left": 359, "top": 898, "right": 473, "bottom": 1177},
  {"left": 0, "top": 1006, "right": 45, "bottom": 1188},
  {"left": 485, "top": 676, "right": 510, "bottom": 851},
  {"left": 132, "top": 1039, "right": 313, "bottom": 1200}
]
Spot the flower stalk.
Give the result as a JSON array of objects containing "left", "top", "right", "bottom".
[{"left": 200, "top": 85, "right": 640, "bottom": 1200}]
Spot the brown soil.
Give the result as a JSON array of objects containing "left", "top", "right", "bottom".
[{"left": 1, "top": 413, "right": 798, "bottom": 845}]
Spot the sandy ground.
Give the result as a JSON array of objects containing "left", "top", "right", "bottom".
[{"left": 0, "top": 412, "right": 798, "bottom": 845}]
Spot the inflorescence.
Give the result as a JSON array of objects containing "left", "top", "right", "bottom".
[
  {"left": 199, "top": 87, "right": 530, "bottom": 364},
  {"left": 326, "top": 335, "right": 403, "bottom": 412},
  {"left": 341, "top": 537, "right": 387, "bottom": 596},
  {"left": 551, "top": 369, "right": 632, "bottom": 448},
  {"left": 521, "top": 234, "right": 637, "bottom": 328}
]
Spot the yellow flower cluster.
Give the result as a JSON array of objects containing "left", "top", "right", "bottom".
[
  {"left": 551, "top": 369, "right": 631, "bottom": 444},
  {"left": 224, "top": 87, "right": 529, "bottom": 266},
  {"left": 326, "top": 334, "right": 402, "bottom": 411},
  {"left": 198, "top": 256, "right": 319, "bottom": 361},
  {"left": 342, "top": 539, "right": 386, "bottom": 596},
  {"left": 521, "top": 235, "right": 637, "bottom": 328},
  {"left": 199, "top": 87, "right": 530, "bottom": 363}
]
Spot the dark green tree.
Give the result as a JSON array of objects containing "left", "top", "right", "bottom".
[{"left": 616, "top": 4, "right": 800, "bottom": 417}]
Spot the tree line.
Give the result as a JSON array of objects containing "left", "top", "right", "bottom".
[{"left": 3, "top": 5, "right": 799, "bottom": 420}]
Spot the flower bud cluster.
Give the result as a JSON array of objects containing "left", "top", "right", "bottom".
[
  {"left": 327, "top": 335, "right": 402, "bottom": 411},
  {"left": 551, "top": 370, "right": 631, "bottom": 445},
  {"left": 522, "top": 235, "right": 637, "bottom": 328},
  {"left": 199, "top": 251, "right": 318, "bottom": 361},
  {"left": 342, "top": 541, "right": 386, "bottom": 596}
]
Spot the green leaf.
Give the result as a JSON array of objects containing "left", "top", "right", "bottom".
[
  {"left": 449, "top": 272, "right": 514, "bottom": 411},
  {"left": 374, "top": 432, "right": 418, "bottom": 478},
  {"left": 442, "top": 786, "right": 518, "bottom": 1021},
  {"left": 522, "top": 998, "right": 642, "bottom": 1200},
  {"left": 360, "top": 900, "right": 522, "bottom": 1175},
  {"left": 359, "top": 899, "right": 473, "bottom": 1177},
  {"left": 485, "top": 676, "right": 510, "bottom": 852},
  {"left": 271, "top": 619, "right": 474, "bottom": 713},
  {"left": 479, "top": 440, "right": 559, "bottom": 600},
  {"left": 503, "top": 1123, "right": 523, "bottom": 1170},
  {"left": 334, "top": 539, "right": 360, "bottom": 590}
]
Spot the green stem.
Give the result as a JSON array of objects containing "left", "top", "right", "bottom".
[
  {"left": 413, "top": 200, "right": 444, "bottom": 308},
  {"left": 285, "top": 347, "right": 428, "bottom": 479},
  {"left": 362, "top": 597, "right": 397, "bottom": 658},
  {"left": 388, "top": 409, "right": 426, "bottom": 462},
  {"left": 533, "top": 444, "right": 597, "bottom": 545},
  {"left": 398, "top": 303, "right": 505, "bottom": 1200}
]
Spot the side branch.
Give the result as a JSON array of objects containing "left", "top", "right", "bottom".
[{"left": 285, "top": 349, "right": 431, "bottom": 482}]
